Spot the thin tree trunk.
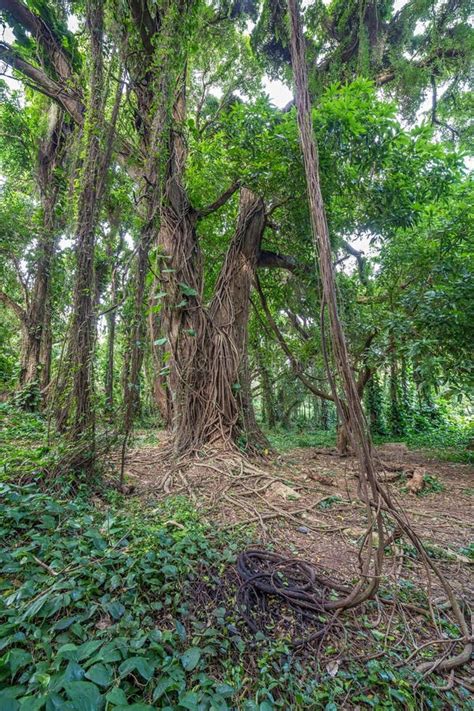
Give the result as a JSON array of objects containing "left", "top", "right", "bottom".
[
  {"left": 254, "top": 338, "right": 276, "bottom": 427},
  {"left": 17, "top": 105, "right": 68, "bottom": 408},
  {"left": 287, "top": 0, "right": 384, "bottom": 605},
  {"left": 59, "top": 0, "right": 107, "bottom": 451},
  {"left": 148, "top": 292, "right": 173, "bottom": 427},
  {"left": 104, "top": 223, "right": 123, "bottom": 415}
]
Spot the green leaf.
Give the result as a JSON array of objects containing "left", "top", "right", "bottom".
[
  {"left": 180, "top": 647, "right": 201, "bottom": 671},
  {"left": 63, "top": 681, "right": 103, "bottom": 711},
  {"left": 153, "top": 337, "right": 167, "bottom": 347},
  {"left": 18, "top": 696, "right": 45, "bottom": 711},
  {"left": 76, "top": 641, "right": 103, "bottom": 662},
  {"left": 215, "top": 684, "right": 235, "bottom": 698},
  {"left": 22, "top": 593, "right": 49, "bottom": 620},
  {"left": 178, "top": 282, "right": 198, "bottom": 297},
  {"left": 0, "top": 701, "right": 19, "bottom": 711},
  {"left": 105, "top": 601, "right": 125, "bottom": 620},
  {"left": 64, "top": 661, "right": 85, "bottom": 682},
  {"left": 7, "top": 648, "right": 32, "bottom": 676},
  {"left": 179, "top": 692, "right": 200, "bottom": 709},
  {"left": 105, "top": 688, "right": 127, "bottom": 706},
  {"left": 53, "top": 616, "right": 77, "bottom": 631},
  {"left": 85, "top": 664, "right": 112, "bottom": 688},
  {"left": 118, "top": 657, "right": 155, "bottom": 682},
  {"left": 152, "top": 677, "right": 173, "bottom": 701}
]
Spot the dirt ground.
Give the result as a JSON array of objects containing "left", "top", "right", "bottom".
[
  {"left": 117, "top": 439, "right": 474, "bottom": 602},
  {"left": 109, "top": 439, "right": 474, "bottom": 694}
]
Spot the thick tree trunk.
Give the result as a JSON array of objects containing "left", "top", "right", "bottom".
[{"left": 162, "top": 187, "right": 267, "bottom": 456}]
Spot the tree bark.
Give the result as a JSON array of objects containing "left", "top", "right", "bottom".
[
  {"left": 57, "top": 0, "right": 107, "bottom": 450},
  {"left": 16, "top": 105, "right": 69, "bottom": 408},
  {"left": 287, "top": 0, "right": 384, "bottom": 606}
]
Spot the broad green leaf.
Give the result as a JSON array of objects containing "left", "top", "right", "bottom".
[
  {"left": 105, "top": 688, "right": 127, "bottom": 705},
  {"left": 63, "top": 681, "right": 103, "bottom": 711},
  {"left": 180, "top": 647, "right": 201, "bottom": 671},
  {"left": 85, "top": 664, "right": 112, "bottom": 688},
  {"left": 118, "top": 657, "right": 154, "bottom": 682}
]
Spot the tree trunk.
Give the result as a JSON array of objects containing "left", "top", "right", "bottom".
[
  {"left": 255, "top": 343, "right": 276, "bottom": 427},
  {"left": 287, "top": 0, "right": 384, "bottom": 605},
  {"left": 104, "top": 308, "right": 116, "bottom": 414},
  {"left": 162, "top": 187, "right": 268, "bottom": 456},
  {"left": 17, "top": 106, "right": 68, "bottom": 408},
  {"left": 104, "top": 222, "right": 123, "bottom": 416},
  {"left": 148, "top": 294, "right": 173, "bottom": 428},
  {"left": 337, "top": 423, "right": 350, "bottom": 455},
  {"left": 58, "top": 0, "right": 107, "bottom": 450}
]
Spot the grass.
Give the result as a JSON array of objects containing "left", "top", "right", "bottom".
[
  {"left": 266, "top": 429, "right": 336, "bottom": 452},
  {"left": 264, "top": 420, "right": 473, "bottom": 464}
]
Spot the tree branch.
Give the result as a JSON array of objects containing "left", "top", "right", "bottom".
[
  {"left": 0, "top": 42, "right": 84, "bottom": 124},
  {"left": 430, "top": 74, "right": 460, "bottom": 139},
  {"left": 257, "top": 250, "right": 301, "bottom": 273},
  {"left": 340, "top": 238, "right": 368, "bottom": 285},
  {"left": 196, "top": 181, "right": 241, "bottom": 218},
  {"left": 375, "top": 47, "right": 462, "bottom": 86},
  {"left": 0, "top": 0, "right": 75, "bottom": 81},
  {"left": 255, "top": 275, "right": 334, "bottom": 403},
  {"left": 127, "top": 0, "right": 159, "bottom": 55},
  {"left": 285, "top": 309, "right": 311, "bottom": 341},
  {"left": 0, "top": 290, "right": 26, "bottom": 322}
]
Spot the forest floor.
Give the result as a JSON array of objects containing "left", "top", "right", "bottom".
[
  {"left": 2, "top": 406, "right": 474, "bottom": 708},
  {"left": 121, "top": 438, "right": 474, "bottom": 602},
  {"left": 112, "top": 438, "right": 474, "bottom": 703}
]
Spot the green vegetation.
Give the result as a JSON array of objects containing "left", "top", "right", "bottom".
[
  {"left": 0, "top": 477, "right": 471, "bottom": 710},
  {"left": 0, "top": 0, "right": 472, "bottom": 708}
]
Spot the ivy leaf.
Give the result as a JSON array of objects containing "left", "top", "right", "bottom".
[
  {"left": 178, "top": 282, "right": 198, "bottom": 297},
  {"left": 105, "top": 601, "right": 125, "bottom": 620},
  {"left": 179, "top": 692, "right": 200, "bottom": 710},
  {"left": 119, "top": 657, "right": 155, "bottom": 682},
  {"left": 63, "top": 681, "right": 103, "bottom": 711},
  {"left": 105, "top": 688, "right": 127, "bottom": 706},
  {"left": 85, "top": 664, "right": 112, "bottom": 688},
  {"left": 6, "top": 648, "right": 32, "bottom": 676},
  {"left": 180, "top": 647, "right": 201, "bottom": 671}
]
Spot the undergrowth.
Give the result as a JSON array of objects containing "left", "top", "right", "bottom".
[
  {"left": 1, "top": 484, "right": 471, "bottom": 710},
  {"left": 265, "top": 421, "right": 473, "bottom": 464},
  {"left": 0, "top": 405, "right": 472, "bottom": 709},
  {"left": 266, "top": 429, "right": 336, "bottom": 452}
]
